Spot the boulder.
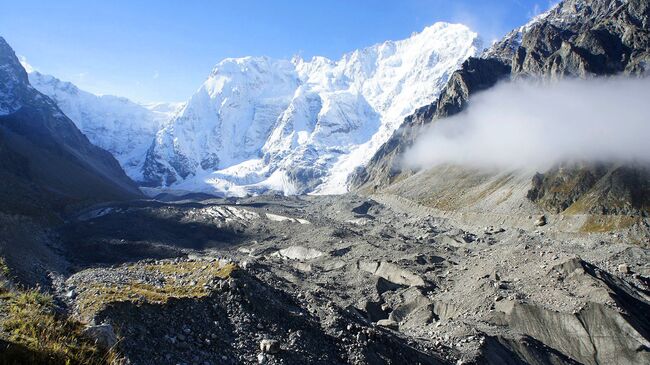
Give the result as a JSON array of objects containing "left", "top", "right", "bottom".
[
  {"left": 276, "top": 246, "right": 323, "bottom": 261},
  {"left": 618, "top": 263, "right": 631, "bottom": 275},
  {"left": 259, "top": 339, "right": 280, "bottom": 354},
  {"left": 83, "top": 323, "right": 118, "bottom": 349},
  {"left": 376, "top": 319, "right": 399, "bottom": 330},
  {"left": 358, "top": 260, "right": 426, "bottom": 287}
]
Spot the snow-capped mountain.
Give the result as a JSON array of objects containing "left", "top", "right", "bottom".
[
  {"left": 27, "top": 71, "right": 182, "bottom": 181},
  {"left": 143, "top": 22, "right": 480, "bottom": 195}
]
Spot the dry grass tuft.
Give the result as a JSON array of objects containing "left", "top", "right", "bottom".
[{"left": 0, "top": 287, "right": 120, "bottom": 365}]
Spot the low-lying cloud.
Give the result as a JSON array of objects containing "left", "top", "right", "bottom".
[{"left": 404, "top": 77, "right": 650, "bottom": 171}]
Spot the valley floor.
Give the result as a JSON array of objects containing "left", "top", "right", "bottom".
[{"left": 2, "top": 194, "right": 650, "bottom": 364}]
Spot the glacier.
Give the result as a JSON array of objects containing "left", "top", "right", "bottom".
[
  {"left": 142, "top": 22, "right": 480, "bottom": 196},
  {"left": 27, "top": 71, "right": 183, "bottom": 181}
]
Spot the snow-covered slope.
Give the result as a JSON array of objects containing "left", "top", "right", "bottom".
[
  {"left": 143, "top": 22, "right": 480, "bottom": 195},
  {"left": 27, "top": 71, "right": 182, "bottom": 180}
]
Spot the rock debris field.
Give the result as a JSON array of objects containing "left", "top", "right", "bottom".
[{"left": 55, "top": 194, "right": 650, "bottom": 365}]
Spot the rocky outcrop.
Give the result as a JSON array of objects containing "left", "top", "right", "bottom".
[
  {"left": 527, "top": 162, "right": 650, "bottom": 215},
  {"left": 487, "top": 0, "right": 650, "bottom": 76},
  {"left": 492, "top": 258, "right": 650, "bottom": 365},
  {"left": 508, "top": 0, "right": 650, "bottom": 78},
  {"left": 357, "top": 260, "right": 426, "bottom": 287}
]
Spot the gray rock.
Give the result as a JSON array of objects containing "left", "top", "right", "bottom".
[
  {"left": 257, "top": 353, "right": 267, "bottom": 364},
  {"left": 259, "top": 339, "right": 280, "bottom": 354},
  {"left": 276, "top": 246, "right": 323, "bottom": 261},
  {"left": 376, "top": 319, "right": 399, "bottom": 330},
  {"left": 83, "top": 323, "right": 118, "bottom": 349},
  {"left": 618, "top": 263, "right": 631, "bottom": 275},
  {"left": 358, "top": 260, "right": 425, "bottom": 287}
]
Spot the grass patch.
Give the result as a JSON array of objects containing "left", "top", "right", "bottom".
[
  {"left": 0, "top": 289, "right": 119, "bottom": 365},
  {"left": 579, "top": 215, "right": 638, "bottom": 233},
  {"left": 0, "top": 257, "right": 10, "bottom": 277},
  {"left": 76, "top": 261, "right": 235, "bottom": 320}
]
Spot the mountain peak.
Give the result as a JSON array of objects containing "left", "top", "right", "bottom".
[
  {"left": 0, "top": 37, "right": 30, "bottom": 115},
  {"left": 0, "top": 37, "right": 27, "bottom": 82},
  {"left": 142, "top": 22, "right": 480, "bottom": 195}
]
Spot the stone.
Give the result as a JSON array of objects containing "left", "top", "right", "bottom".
[
  {"left": 489, "top": 270, "right": 501, "bottom": 281},
  {"left": 259, "top": 339, "right": 280, "bottom": 354},
  {"left": 534, "top": 215, "right": 547, "bottom": 227},
  {"left": 276, "top": 246, "right": 323, "bottom": 260},
  {"left": 376, "top": 319, "right": 399, "bottom": 330},
  {"left": 83, "top": 323, "right": 118, "bottom": 349},
  {"left": 618, "top": 263, "right": 631, "bottom": 275},
  {"left": 359, "top": 261, "right": 425, "bottom": 287}
]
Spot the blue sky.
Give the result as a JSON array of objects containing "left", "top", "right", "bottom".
[{"left": 0, "top": 0, "right": 556, "bottom": 103}]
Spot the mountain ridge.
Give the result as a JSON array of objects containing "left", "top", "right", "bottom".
[
  {"left": 350, "top": 0, "right": 650, "bottom": 219},
  {"left": 0, "top": 36, "right": 142, "bottom": 217},
  {"left": 141, "top": 22, "right": 481, "bottom": 195},
  {"left": 27, "top": 71, "right": 183, "bottom": 181}
]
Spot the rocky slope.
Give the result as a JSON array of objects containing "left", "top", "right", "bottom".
[
  {"left": 27, "top": 71, "right": 182, "bottom": 181},
  {"left": 351, "top": 0, "right": 650, "bottom": 218},
  {"left": 1, "top": 2, "right": 649, "bottom": 364},
  {"left": 141, "top": 23, "right": 480, "bottom": 195},
  {"left": 0, "top": 36, "right": 142, "bottom": 286},
  {"left": 0, "top": 37, "right": 142, "bottom": 212}
]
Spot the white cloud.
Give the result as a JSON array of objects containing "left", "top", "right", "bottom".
[
  {"left": 404, "top": 77, "right": 650, "bottom": 171},
  {"left": 18, "top": 55, "right": 36, "bottom": 73}
]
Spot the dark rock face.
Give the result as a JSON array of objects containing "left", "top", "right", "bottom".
[
  {"left": 506, "top": 0, "right": 650, "bottom": 78},
  {"left": 348, "top": 58, "right": 511, "bottom": 191},
  {"left": 487, "top": 0, "right": 650, "bottom": 76},
  {"left": 351, "top": 0, "right": 650, "bottom": 216},
  {"left": 0, "top": 37, "right": 142, "bottom": 215},
  {"left": 527, "top": 163, "right": 609, "bottom": 214},
  {"left": 528, "top": 163, "right": 650, "bottom": 215}
]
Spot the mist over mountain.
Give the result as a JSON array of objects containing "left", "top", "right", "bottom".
[
  {"left": 352, "top": 0, "right": 650, "bottom": 217},
  {"left": 404, "top": 77, "right": 650, "bottom": 171}
]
